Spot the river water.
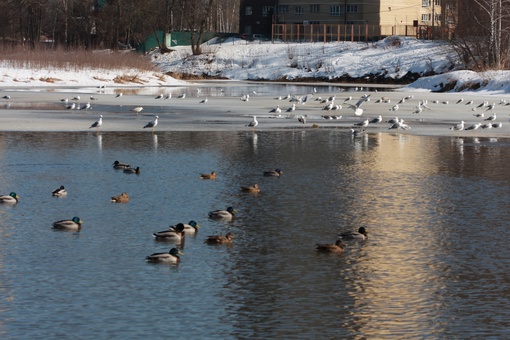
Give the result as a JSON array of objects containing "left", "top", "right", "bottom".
[{"left": 0, "top": 130, "right": 509, "bottom": 339}]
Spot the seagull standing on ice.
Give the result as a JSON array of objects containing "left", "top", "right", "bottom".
[
  {"left": 131, "top": 107, "right": 143, "bottom": 114},
  {"left": 354, "top": 119, "right": 369, "bottom": 128},
  {"left": 390, "top": 104, "right": 399, "bottom": 112},
  {"left": 269, "top": 105, "right": 281, "bottom": 114},
  {"left": 81, "top": 102, "right": 91, "bottom": 110},
  {"left": 115, "top": 93, "right": 123, "bottom": 98},
  {"left": 246, "top": 116, "right": 258, "bottom": 130},
  {"left": 199, "top": 97, "right": 208, "bottom": 104},
  {"left": 155, "top": 93, "right": 164, "bottom": 99},
  {"left": 484, "top": 113, "right": 497, "bottom": 121},
  {"left": 143, "top": 116, "right": 159, "bottom": 132},
  {"left": 90, "top": 115, "right": 103, "bottom": 131},
  {"left": 450, "top": 120, "right": 464, "bottom": 132},
  {"left": 369, "top": 115, "right": 382, "bottom": 124}
]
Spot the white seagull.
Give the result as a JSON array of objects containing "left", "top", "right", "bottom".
[
  {"left": 269, "top": 105, "right": 281, "bottom": 114},
  {"left": 369, "top": 115, "right": 383, "bottom": 124},
  {"left": 348, "top": 94, "right": 370, "bottom": 116},
  {"left": 90, "top": 115, "right": 103, "bottom": 131},
  {"left": 115, "top": 93, "right": 123, "bottom": 98},
  {"left": 155, "top": 93, "right": 164, "bottom": 99},
  {"left": 484, "top": 113, "right": 497, "bottom": 121},
  {"left": 354, "top": 119, "right": 369, "bottom": 128},
  {"left": 450, "top": 121, "right": 464, "bottom": 132},
  {"left": 246, "top": 116, "right": 258, "bottom": 129},
  {"left": 465, "top": 123, "right": 482, "bottom": 131},
  {"left": 143, "top": 116, "right": 159, "bottom": 132},
  {"left": 131, "top": 106, "right": 144, "bottom": 114},
  {"left": 199, "top": 97, "right": 208, "bottom": 104},
  {"left": 286, "top": 104, "right": 296, "bottom": 112}
]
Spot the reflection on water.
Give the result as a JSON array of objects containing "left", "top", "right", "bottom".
[{"left": 0, "top": 131, "right": 509, "bottom": 338}]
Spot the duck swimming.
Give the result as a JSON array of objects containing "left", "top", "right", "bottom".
[
  {"left": 339, "top": 227, "right": 368, "bottom": 240},
  {"left": 111, "top": 192, "right": 130, "bottom": 203},
  {"left": 181, "top": 220, "right": 200, "bottom": 234},
  {"left": 0, "top": 192, "right": 19, "bottom": 204},
  {"left": 145, "top": 248, "right": 182, "bottom": 264},
  {"left": 153, "top": 223, "right": 185, "bottom": 243},
  {"left": 263, "top": 169, "right": 283, "bottom": 176},
  {"left": 204, "top": 232, "right": 234, "bottom": 245},
  {"left": 200, "top": 171, "right": 217, "bottom": 179},
  {"left": 123, "top": 167, "right": 141, "bottom": 174},
  {"left": 52, "top": 185, "right": 67, "bottom": 197},
  {"left": 240, "top": 184, "right": 260, "bottom": 193},
  {"left": 52, "top": 217, "right": 83, "bottom": 231},
  {"left": 208, "top": 207, "right": 236, "bottom": 221},
  {"left": 316, "top": 240, "right": 345, "bottom": 253},
  {"left": 112, "top": 160, "right": 130, "bottom": 169}
]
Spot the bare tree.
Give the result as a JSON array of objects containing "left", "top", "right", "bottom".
[{"left": 455, "top": 0, "right": 510, "bottom": 69}]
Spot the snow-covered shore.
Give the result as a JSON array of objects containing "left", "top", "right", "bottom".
[{"left": 1, "top": 37, "right": 510, "bottom": 137}]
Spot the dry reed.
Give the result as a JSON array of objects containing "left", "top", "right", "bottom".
[{"left": 0, "top": 46, "right": 154, "bottom": 72}]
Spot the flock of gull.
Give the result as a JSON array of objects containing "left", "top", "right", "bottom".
[{"left": 3, "top": 86, "right": 508, "bottom": 137}]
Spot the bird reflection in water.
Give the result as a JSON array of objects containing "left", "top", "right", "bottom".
[{"left": 152, "top": 133, "right": 158, "bottom": 151}]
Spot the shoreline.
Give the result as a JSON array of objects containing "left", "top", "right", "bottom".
[{"left": 1, "top": 83, "right": 509, "bottom": 138}]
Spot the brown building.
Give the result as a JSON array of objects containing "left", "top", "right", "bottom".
[{"left": 240, "top": 0, "right": 457, "bottom": 39}]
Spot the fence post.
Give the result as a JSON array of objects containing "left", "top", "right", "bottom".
[{"left": 350, "top": 24, "right": 354, "bottom": 42}]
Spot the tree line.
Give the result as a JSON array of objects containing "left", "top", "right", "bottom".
[
  {"left": 0, "top": 0, "right": 239, "bottom": 53},
  {"left": 2, "top": 0, "right": 510, "bottom": 71}
]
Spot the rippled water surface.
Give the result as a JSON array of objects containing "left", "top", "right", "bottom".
[{"left": 0, "top": 130, "right": 509, "bottom": 339}]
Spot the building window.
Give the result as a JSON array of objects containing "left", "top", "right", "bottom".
[
  {"left": 245, "top": 6, "right": 252, "bottom": 16},
  {"left": 422, "top": 0, "right": 430, "bottom": 6},
  {"left": 435, "top": 0, "right": 441, "bottom": 5},
  {"left": 295, "top": 6, "right": 303, "bottom": 16},
  {"left": 346, "top": 5, "right": 358, "bottom": 12},
  {"left": 276, "top": 5, "right": 289, "bottom": 14},
  {"left": 262, "top": 6, "right": 273, "bottom": 17},
  {"left": 421, "top": 13, "right": 431, "bottom": 22},
  {"left": 309, "top": 4, "right": 320, "bottom": 13},
  {"left": 330, "top": 6, "right": 341, "bottom": 16}
]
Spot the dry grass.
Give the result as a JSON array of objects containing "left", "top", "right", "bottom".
[{"left": 0, "top": 46, "right": 154, "bottom": 72}]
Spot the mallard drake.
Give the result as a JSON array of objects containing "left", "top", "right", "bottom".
[
  {"left": 263, "top": 169, "right": 283, "bottom": 176},
  {"left": 153, "top": 223, "right": 185, "bottom": 242},
  {"left": 182, "top": 220, "right": 200, "bottom": 234},
  {"left": 52, "top": 185, "right": 67, "bottom": 197},
  {"left": 200, "top": 171, "right": 217, "bottom": 179},
  {"left": 112, "top": 160, "right": 130, "bottom": 169},
  {"left": 240, "top": 184, "right": 260, "bottom": 193},
  {"left": 208, "top": 207, "right": 236, "bottom": 220},
  {"left": 339, "top": 227, "right": 368, "bottom": 240},
  {"left": 111, "top": 192, "right": 130, "bottom": 203},
  {"left": 145, "top": 248, "right": 182, "bottom": 264},
  {"left": 0, "top": 192, "right": 19, "bottom": 204},
  {"left": 123, "top": 167, "right": 140, "bottom": 174},
  {"left": 204, "top": 232, "right": 234, "bottom": 245},
  {"left": 52, "top": 217, "right": 83, "bottom": 231},
  {"left": 316, "top": 240, "right": 345, "bottom": 253}
]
